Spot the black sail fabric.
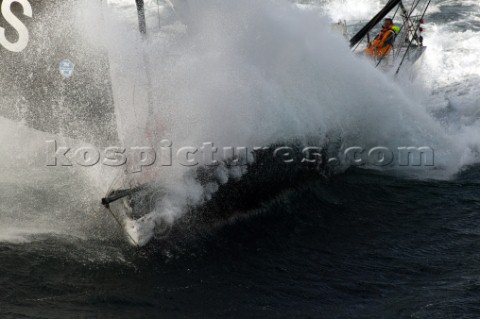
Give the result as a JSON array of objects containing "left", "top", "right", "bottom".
[{"left": 0, "top": 0, "right": 118, "bottom": 146}]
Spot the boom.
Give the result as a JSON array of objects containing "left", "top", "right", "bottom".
[{"left": 349, "top": 0, "right": 402, "bottom": 48}]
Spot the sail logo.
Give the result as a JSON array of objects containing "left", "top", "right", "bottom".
[
  {"left": 59, "top": 59, "right": 75, "bottom": 78},
  {"left": 0, "top": 0, "right": 32, "bottom": 52}
]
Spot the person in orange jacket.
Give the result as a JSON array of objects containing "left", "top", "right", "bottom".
[{"left": 365, "top": 18, "right": 399, "bottom": 59}]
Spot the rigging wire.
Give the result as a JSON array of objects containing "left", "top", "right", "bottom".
[{"left": 395, "top": 0, "right": 432, "bottom": 75}]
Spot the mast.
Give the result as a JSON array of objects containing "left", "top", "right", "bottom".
[
  {"left": 134, "top": 0, "right": 159, "bottom": 158},
  {"left": 349, "top": 0, "right": 402, "bottom": 48},
  {"left": 135, "top": 0, "right": 147, "bottom": 34}
]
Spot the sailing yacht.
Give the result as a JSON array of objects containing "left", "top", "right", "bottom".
[
  {"left": 1, "top": 0, "right": 431, "bottom": 246},
  {"left": 337, "top": 0, "right": 431, "bottom": 74}
]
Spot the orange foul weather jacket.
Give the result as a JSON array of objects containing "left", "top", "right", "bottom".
[{"left": 364, "top": 26, "right": 396, "bottom": 58}]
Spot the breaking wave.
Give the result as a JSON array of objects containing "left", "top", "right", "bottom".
[{"left": 1, "top": 0, "right": 479, "bottom": 245}]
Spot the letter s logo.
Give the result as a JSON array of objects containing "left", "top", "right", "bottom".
[{"left": 0, "top": 0, "right": 32, "bottom": 53}]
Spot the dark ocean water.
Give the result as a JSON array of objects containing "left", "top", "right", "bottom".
[{"left": 2, "top": 165, "right": 480, "bottom": 319}]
